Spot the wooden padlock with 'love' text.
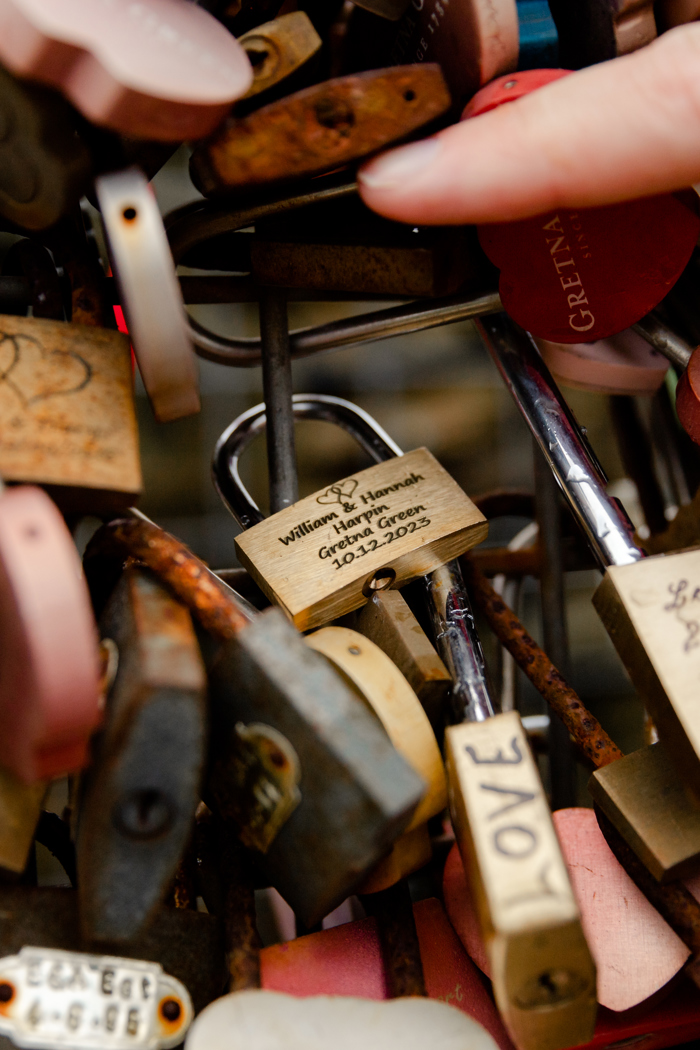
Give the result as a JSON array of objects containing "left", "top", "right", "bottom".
[{"left": 221, "top": 442, "right": 487, "bottom": 631}]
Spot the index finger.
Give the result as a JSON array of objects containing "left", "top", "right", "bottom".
[{"left": 358, "top": 25, "right": 700, "bottom": 224}]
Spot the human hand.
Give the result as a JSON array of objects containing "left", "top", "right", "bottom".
[{"left": 358, "top": 24, "right": 700, "bottom": 224}]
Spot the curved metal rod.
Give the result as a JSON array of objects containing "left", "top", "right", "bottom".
[
  {"left": 191, "top": 290, "right": 503, "bottom": 366},
  {"left": 213, "top": 394, "right": 402, "bottom": 529},
  {"left": 166, "top": 182, "right": 503, "bottom": 365},
  {"left": 423, "top": 561, "right": 495, "bottom": 724},
  {"left": 165, "top": 175, "right": 358, "bottom": 259},
  {"left": 213, "top": 393, "right": 494, "bottom": 723}
]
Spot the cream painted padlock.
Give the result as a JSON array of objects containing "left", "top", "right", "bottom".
[
  {"left": 215, "top": 399, "right": 487, "bottom": 631},
  {"left": 306, "top": 625, "right": 447, "bottom": 892}
]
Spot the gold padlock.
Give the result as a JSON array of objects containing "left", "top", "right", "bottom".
[{"left": 229, "top": 446, "right": 487, "bottom": 631}]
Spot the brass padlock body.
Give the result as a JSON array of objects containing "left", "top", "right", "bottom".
[
  {"left": 589, "top": 742, "right": 700, "bottom": 882},
  {"left": 593, "top": 548, "right": 700, "bottom": 798},
  {"left": 235, "top": 447, "right": 487, "bottom": 631},
  {"left": 446, "top": 711, "right": 596, "bottom": 1050}
]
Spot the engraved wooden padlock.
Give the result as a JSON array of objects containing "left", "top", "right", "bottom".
[
  {"left": 0, "top": 310, "right": 142, "bottom": 515},
  {"left": 216, "top": 399, "right": 487, "bottom": 631},
  {"left": 214, "top": 394, "right": 597, "bottom": 1050},
  {"left": 479, "top": 311, "right": 700, "bottom": 883}
]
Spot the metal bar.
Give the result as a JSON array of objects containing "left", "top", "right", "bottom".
[
  {"left": 422, "top": 561, "right": 495, "bottom": 724},
  {"left": 533, "top": 444, "right": 576, "bottom": 810},
  {"left": 609, "top": 395, "right": 667, "bottom": 535},
  {"left": 633, "top": 312, "right": 693, "bottom": 370},
  {"left": 462, "top": 558, "right": 624, "bottom": 769},
  {"left": 213, "top": 395, "right": 498, "bottom": 730},
  {"left": 260, "top": 288, "right": 298, "bottom": 513},
  {"left": 359, "top": 882, "right": 426, "bottom": 998},
  {"left": 476, "top": 314, "right": 643, "bottom": 570},
  {"left": 84, "top": 519, "right": 255, "bottom": 639},
  {"left": 650, "top": 383, "right": 693, "bottom": 509},
  {"left": 190, "top": 289, "right": 504, "bottom": 367}
]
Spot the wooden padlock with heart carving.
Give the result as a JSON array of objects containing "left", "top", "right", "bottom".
[
  {"left": 0, "top": 314, "right": 141, "bottom": 514},
  {"left": 224, "top": 442, "right": 487, "bottom": 631}
]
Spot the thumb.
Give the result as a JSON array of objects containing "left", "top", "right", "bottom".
[{"left": 358, "top": 25, "right": 700, "bottom": 225}]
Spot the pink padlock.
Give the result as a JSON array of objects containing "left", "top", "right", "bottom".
[
  {"left": 258, "top": 886, "right": 700, "bottom": 1050},
  {"left": 0, "top": 484, "right": 100, "bottom": 783},
  {"left": 443, "top": 811, "right": 691, "bottom": 1016},
  {"left": 0, "top": 0, "right": 253, "bottom": 141},
  {"left": 533, "top": 328, "right": 670, "bottom": 396}
]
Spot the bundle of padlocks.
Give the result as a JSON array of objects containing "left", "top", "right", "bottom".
[{"left": 1, "top": 0, "right": 700, "bottom": 1048}]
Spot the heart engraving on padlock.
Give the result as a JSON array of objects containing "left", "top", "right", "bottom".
[
  {"left": 316, "top": 479, "right": 358, "bottom": 509},
  {"left": 0, "top": 332, "right": 91, "bottom": 407}
]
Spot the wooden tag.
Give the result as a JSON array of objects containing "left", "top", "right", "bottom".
[
  {"left": 589, "top": 743, "right": 700, "bottom": 883},
  {"left": 0, "top": 315, "right": 142, "bottom": 514},
  {"left": 445, "top": 711, "right": 596, "bottom": 1050},
  {"left": 190, "top": 67, "right": 451, "bottom": 195},
  {"left": 235, "top": 448, "right": 487, "bottom": 631},
  {"left": 593, "top": 549, "right": 700, "bottom": 799}
]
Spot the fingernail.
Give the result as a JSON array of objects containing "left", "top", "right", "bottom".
[{"left": 359, "top": 137, "right": 441, "bottom": 189}]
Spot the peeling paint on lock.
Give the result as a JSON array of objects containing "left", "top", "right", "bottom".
[{"left": 210, "top": 721, "right": 302, "bottom": 853}]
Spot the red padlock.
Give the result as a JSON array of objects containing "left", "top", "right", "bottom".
[
  {"left": 675, "top": 345, "right": 700, "bottom": 445},
  {"left": 0, "top": 485, "right": 100, "bottom": 782},
  {"left": 465, "top": 70, "right": 700, "bottom": 344}
]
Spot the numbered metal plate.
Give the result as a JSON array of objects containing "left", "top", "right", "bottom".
[{"left": 0, "top": 948, "right": 192, "bottom": 1050}]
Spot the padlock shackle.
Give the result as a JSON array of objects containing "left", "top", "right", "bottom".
[
  {"left": 477, "top": 313, "right": 643, "bottom": 570},
  {"left": 213, "top": 394, "right": 494, "bottom": 722},
  {"left": 213, "top": 394, "right": 402, "bottom": 530}
]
